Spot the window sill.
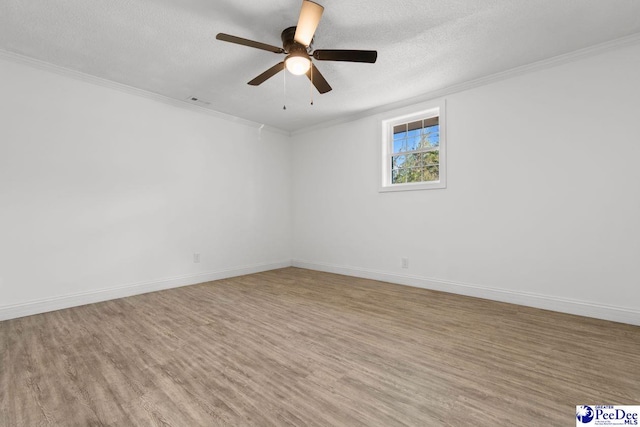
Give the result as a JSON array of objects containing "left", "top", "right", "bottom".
[{"left": 379, "top": 181, "right": 446, "bottom": 192}]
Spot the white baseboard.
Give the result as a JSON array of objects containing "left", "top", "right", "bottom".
[
  {"left": 4, "top": 260, "right": 638, "bottom": 327},
  {"left": 292, "top": 260, "right": 640, "bottom": 326},
  {"left": 0, "top": 260, "right": 292, "bottom": 321}
]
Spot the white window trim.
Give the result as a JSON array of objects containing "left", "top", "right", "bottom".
[{"left": 379, "top": 100, "right": 446, "bottom": 192}]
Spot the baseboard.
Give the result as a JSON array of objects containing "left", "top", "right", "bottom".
[
  {"left": 5, "top": 260, "right": 638, "bottom": 326},
  {"left": 292, "top": 260, "right": 640, "bottom": 326},
  {"left": 0, "top": 260, "right": 292, "bottom": 321}
]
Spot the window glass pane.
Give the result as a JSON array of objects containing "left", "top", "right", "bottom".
[
  {"left": 421, "top": 125, "right": 439, "bottom": 148},
  {"left": 392, "top": 169, "right": 405, "bottom": 184},
  {"left": 423, "top": 117, "right": 439, "bottom": 128},
  {"left": 393, "top": 124, "right": 407, "bottom": 140},
  {"left": 407, "top": 126, "right": 421, "bottom": 138},
  {"left": 405, "top": 153, "right": 422, "bottom": 167},
  {"left": 405, "top": 167, "right": 423, "bottom": 183},
  {"left": 391, "top": 155, "right": 406, "bottom": 169},
  {"left": 418, "top": 134, "right": 429, "bottom": 149},
  {"left": 422, "top": 150, "right": 439, "bottom": 166},
  {"left": 408, "top": 120, "right": 422, "bottom": 130},
  {"left": 405, "top": 135, "right": 420, "bottom": 151},
  {"left": 393, "top": 139, "right": 404, "bottom": 153},
  {"left": 424, "top": 165, "right": 439, "bottom": 182}
]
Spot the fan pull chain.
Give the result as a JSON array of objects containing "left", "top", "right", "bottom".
[
  {"left": 309, "top": 62, "right": 313, "bottom": 106},
  {"left": 283, "top": 65, "right": 287, "bottom": 110}
]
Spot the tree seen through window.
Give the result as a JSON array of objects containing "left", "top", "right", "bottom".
[{"left": 391, "top": 117, "right": 439, "bottom": 184}]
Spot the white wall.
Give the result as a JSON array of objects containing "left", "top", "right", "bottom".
[
  {"left": 2, "top": 41, "right": 639, "bottom": 325},
  {"left": 0, "top": 56, "right": 291, "bottom": 318},
  {"left": 291, "top": 42, "right": 640, "bottom": 325}
]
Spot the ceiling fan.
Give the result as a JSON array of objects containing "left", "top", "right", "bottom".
[{"left": 216, "top": 0, "right": 377, "bottom": 94}]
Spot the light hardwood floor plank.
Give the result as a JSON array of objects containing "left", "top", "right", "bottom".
[{"left": 1, "top": 267, "right": 639, "bottom": 426}]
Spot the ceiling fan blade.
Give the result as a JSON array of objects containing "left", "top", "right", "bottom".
[
  {"left": 216, "top": 33, "right": 285, "bottom": 54},
  {"left": 294, "top": 0, "right": 324, "bottom": 47},
  {"left": 248, "top": 62, "right": 285, "bottom": 86},
  {"left": 306, "top": 63, "right": 332, "bottom": 94},
  {"left": 313, "top": 50, "right": 377, "bottom": 63}
]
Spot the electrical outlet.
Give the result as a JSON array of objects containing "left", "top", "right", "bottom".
[
  {"left": 401, "top": 258, "right": 409, "bottom": 269},
  {"left": 193, "top": 253, "right": 200, "bottom": 263}
]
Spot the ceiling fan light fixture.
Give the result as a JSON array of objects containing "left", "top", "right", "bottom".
[
  {"left": 216, "top": 0, "right": 376, "bottom": 95},
  {"left": 285, "top": 54, "right": 311, "bottom": 75}
]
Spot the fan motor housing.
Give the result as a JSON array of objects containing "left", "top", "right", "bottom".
[{"left": 281, "top": 26, "right": 311, "bottom": 53}]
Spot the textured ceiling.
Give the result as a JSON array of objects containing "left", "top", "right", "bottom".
[{"left": 2, "top": 0, "right": 640, "bottom": 132}]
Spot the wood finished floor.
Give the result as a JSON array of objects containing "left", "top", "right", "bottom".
[{"left": 1, "top": 268, "right": 639, "bottom": 426}]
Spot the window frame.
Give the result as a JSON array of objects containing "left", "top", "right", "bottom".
[{"left": 379, "top": 100, "right": 446, "bottom": 192}]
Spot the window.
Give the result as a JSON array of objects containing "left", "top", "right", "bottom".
[{"left": 380, "top": 101, "right": 446, "bottom": 191}]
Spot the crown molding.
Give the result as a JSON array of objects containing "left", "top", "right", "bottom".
[
  {"left": 0, "top": 49, "right": 291, "bottom": 137},
  {"left": 2, "top": 31, "right": 640, "bottom": 138},
  {"left": 290, "top": 32, "right": 640, "bottom": 136}
]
